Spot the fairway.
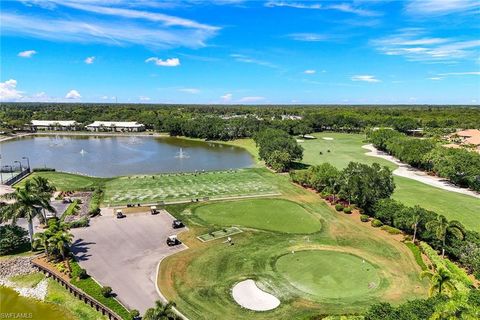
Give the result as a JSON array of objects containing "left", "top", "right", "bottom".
[
  {"left": 300, "top": 132, "right": 480, "bottom": 231},
  {"left": 104, "top": 169, "right": 278, "bottom": 206},
  {"left": 276, "top": 250, "right": 382, "bottom": 299},
  {"left": 194, "top": 198, "right": 321, "bottom": 234},
  {"left": 15, "top": 171, "right": 105, "bottom": 191}
]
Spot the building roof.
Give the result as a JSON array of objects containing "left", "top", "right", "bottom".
[
  {"left": 86, "top": 121, "right": 144, "bottom": 128},
  {"left": 31, "top": 120, "right": 77, "bottom": 126},
  {"left": 456, "top": 129, "right": 480, "bottom": 138}
]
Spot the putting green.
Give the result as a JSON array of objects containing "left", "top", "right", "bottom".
[
  {"left": 194, "top": 198, "right": 321, "bottom": 234},
  {"left": 276, "top": 250, "right": 382, "bottom": 299}
]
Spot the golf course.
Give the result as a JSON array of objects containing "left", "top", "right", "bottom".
[
  {"left": 12, "top": 132, "right": 478, "bottom": 319},
  {"left": 299, "top": 132, "right": 480, "bottom": 231}
]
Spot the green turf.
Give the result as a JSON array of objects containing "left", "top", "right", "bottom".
[
  {"left": 301, "top": 132, "right": 480, "bottom": 232},
  {"left": 15, "top": 172, "right": 106, "bottom": 191},
  {"left": 103, "top": 169, "right": 278, "bottom": 206},
  {"left": 194, "top": 198, "right": 321, "bottom": 234},
  {"left": 276, "top": 250, "right": 382, "bottom": 299},
  {"left": 197, "top": 227, "right": 243, "bottom": 242}
]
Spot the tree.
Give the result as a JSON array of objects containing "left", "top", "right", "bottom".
[
  {"left": 426, "top": 215, "right": 465, "bottom": 258},
  {"left": 0, "top": 181, "right": 56, "bottom": 244},
  {"left": 143, "top": 301, "right": 179, "bottom": 320},
  {"left": 337, "top": 162, "right": 395, "bottom": 212},
  {"left": 30, "top": 176, "right": 56, "bottom": 219},
  {"left": 0, "top": 225, "right": 29, "bottom": 255},
  {"left": 421, "top": 268, "right": 456, "bottom": 297},
  {"left": 410, "top": 206, "right": 422, "bottom": 243},
  {"left": 34, "top": 218, "right": 73, "bottom": 261},
  {"left": 254, "top": 128, "right": 303, "bottom": 171}
]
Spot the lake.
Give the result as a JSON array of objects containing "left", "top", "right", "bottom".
[
  {"left": 0, "top": 286, "right": 74, "bottom": 320},
  {"left": 0, "top": 135, "right": 254, "bottom": 177}
]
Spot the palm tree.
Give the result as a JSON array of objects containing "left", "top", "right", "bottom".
[
  {"left": 421, "top": 268, "right": 456, "bottom": 297},
  {"left": 426, "top": 215, "right": 464, "bottom": 258},
  {"left": 50, "top": 231, "right": 74, "bottom": 260},
  {"left": 411, "top": 206, "right": 422, "bottom": 243},
  {"left": 31, "top": 176, "right": 56, "bottom": 220},
  {"left": 143, "top": 301, "right": 179, "bottom": 320},
  {"left": 33, "top": 231, "right": 51, "bottom": 257},
  {"left": 0, "top": 181, "right": 56, "bottom": 244}
]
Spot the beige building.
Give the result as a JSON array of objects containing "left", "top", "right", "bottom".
[
  {"left": 446, "top": 129, "right": 480, "bottom": 153},
  {"left": 86, "top": 121, "right": 145, "bottom": 132},
  {"left": 31, "top": 120, "right": 78, "bottom": 131}
]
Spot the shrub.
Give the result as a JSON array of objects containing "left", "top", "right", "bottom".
[
  {"left": 335, "top": 204, "right": 344, "bottom": 211},
  {"left": 129, "top": 310, "right": 140, "bottom": 320},
  {"left": 0, "top": 225, "right": 29, "bottom": 255},
  {"left": 101, "top": 286, "right": 112, "bottom": 298},
  {"left": 32, "top": 167, "right": 56, "bottom": 172},
  {"left": 343, "top": 207, "right": 352, "bottom": 214},
  {"left": 68, "top": 217, "right": 89, "bottom": 228},
  {"left": 360, "top": 214, "right": 370, "bottom": 222},
  {"left": 371, "top": 219, "right": 383, "bottom": 228},
  {"left": 381, "top": 225, "right": 403, "bottom": 235},
  {"left": 405, "top": 242, "right": 427, "bottom": 270}
]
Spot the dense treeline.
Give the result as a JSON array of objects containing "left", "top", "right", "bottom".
[
  {"left": 253, "top": 128, "right": 303, "bottom": 172},
  {"left": 291, "top": 162, "right": 480, "bottom": 280},
  {"left": 368, "top": 129, "right": 480, "bottom": 191},
  {"left": 1, "top": 103, "right": 480, "bottom": 139},
  {"left": 364, "top": 289, "right": 479, "bottom": 320}
]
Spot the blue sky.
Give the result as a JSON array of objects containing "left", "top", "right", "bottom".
[{"left": 1, "top": 0, "right": 479, "bottom": 104}]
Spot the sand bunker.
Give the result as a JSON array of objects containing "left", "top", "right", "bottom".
[
  {"left": 363, "top": 144, "right": 480, "bottom": 198},
  {"left": 232, "top": 279, "right": 280, "bottom": 311},
  {"left": 322, "top": 137, "right": 334, "bottom": 140}
]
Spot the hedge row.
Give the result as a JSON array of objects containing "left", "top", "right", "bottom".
[
  {"left": 420, "top": 242, "right": 473, "bottom": 290},
  {"left": 405, "top": 242, "right": 427, "bottom": 271}
]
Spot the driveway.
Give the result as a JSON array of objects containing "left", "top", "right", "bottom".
[{"left": 70, "top": 210, "right": 186, "bottom": 313}]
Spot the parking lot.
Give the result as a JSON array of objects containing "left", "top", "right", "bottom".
[{"left": 70, "top": 210, "right": 186, "bottom": 313}]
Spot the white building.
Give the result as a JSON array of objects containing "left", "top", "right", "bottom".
[
  {"left": 86, "top": 121, "right": 146, "bottom": 132},
  {"left": 31, "top": 120, "right": 78, "bottom": 131}
]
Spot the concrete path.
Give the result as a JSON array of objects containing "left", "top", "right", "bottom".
[
  {"left": 70, "top": 211, "right": 186, "bottom": 313},
  {"left": 363, "top": 144, "right": 480, "bottom": 198}
]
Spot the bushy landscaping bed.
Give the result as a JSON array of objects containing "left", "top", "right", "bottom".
[{"left": 405, "top": 242, "right": 427, "bottom": 271}]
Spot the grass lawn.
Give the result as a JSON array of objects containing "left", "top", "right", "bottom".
[
  {"left": 15, "top": 171, "right": 107, "bottom": 191},
  {"left": 275, "top": 250, "right": 383, "bottom": 299},
  {"left": 194, "top": 198, "right": 321, "bottom": 234},
  {"left": 5, "top": 272, "right": 106, "bottom": 320},
  {"left": 158, "top": 172, "right": 428, "bottom": 319},
  {"left": 300, "top": 132, "right": 480, "bottom": 232},
  {"left": 103, "top": 169, "right": 278, "bottom": 206}
]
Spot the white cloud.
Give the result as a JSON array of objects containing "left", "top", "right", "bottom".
[
  {"left": 405, "top": 0, "right": 479, "bottom": 16},
  {"left": 304, "top": 69, "right": 316, "bottom": 74},
  {"left": 237, "top": 96, "right": 265, "bottom": 103},
  {"left": 179, "top": 88, "right": 200, "bottom": 94},
  {"left": 372, "top": 29, "right": 480, "bottom": 63},
  {"left": 220, "top": 93, "right": 232, "bottom": 102},
  {"left": 351, "top": 75, "right": 380, "bottom": 83},
  {"left": 0, "top": 79, "right": 23, "bottom": 101},
  {"left": 1, "top": 2, "right": 219, "bottom": 49},
  {"left": 265, "top": 1, "right": 380, "bottom": 16},
  {"left": 428, "top": 77, "right": 444, "bottom": 80},
  {"left": 65, "top": 89, "right": 81, "bottom": 99},
  {"left": 84, "top": 56, "right": 95, "bottom": 64},
  {"left": 139, "top": 96, "right": 151, "bottom": 101},
  {"left": 288, "top": 33, "right": 329, "bottom": 42},
  {"left": 230, "top": 54, "right": 278, "bottom": 69},
  {"left": 145, "top": 57, "right": 180, "bottom": 67},
  {"left": 18, "top": 50, "right": 37, "bottom": 58},
  {"left": 439, "top": 71, "right": 480, "bottom": 76}
]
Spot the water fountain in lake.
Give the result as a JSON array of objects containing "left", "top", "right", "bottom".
[
  {"left": 48, "top": 135, "right": 66, "bottom": 147},
  {"left": 175, "top": 148, "right": 189, "bottom": 159},
  {"left": 79, "top": 149, "right": 87, "bottom": 156}
]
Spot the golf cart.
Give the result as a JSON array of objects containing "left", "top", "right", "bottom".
[
  {"left": 116, "top": 209, "right": 126, "bottom": 219},
  {"left": 150, "top": 205, "right": 159, "bottom": 215},
  {"left": 166, "top": 235, "right": 181, "bottom": 246},
  {"left": 172, "top": 220, "right": 184, "bottom": 229}
]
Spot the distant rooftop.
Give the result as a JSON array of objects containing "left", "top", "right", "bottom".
[
  {"left": 86, "top": 121, "right": 144, "bottom": 128},
  {"left": 31, "top": 120, "right": 77, "bottom": 126}
]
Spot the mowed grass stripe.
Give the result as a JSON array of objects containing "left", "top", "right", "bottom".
[
  {"left": 104, "top": 169, "right": 278, "bottom": 205},
  {"left": 194, "top": 198, "right": 322, "bottom": 234}
]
